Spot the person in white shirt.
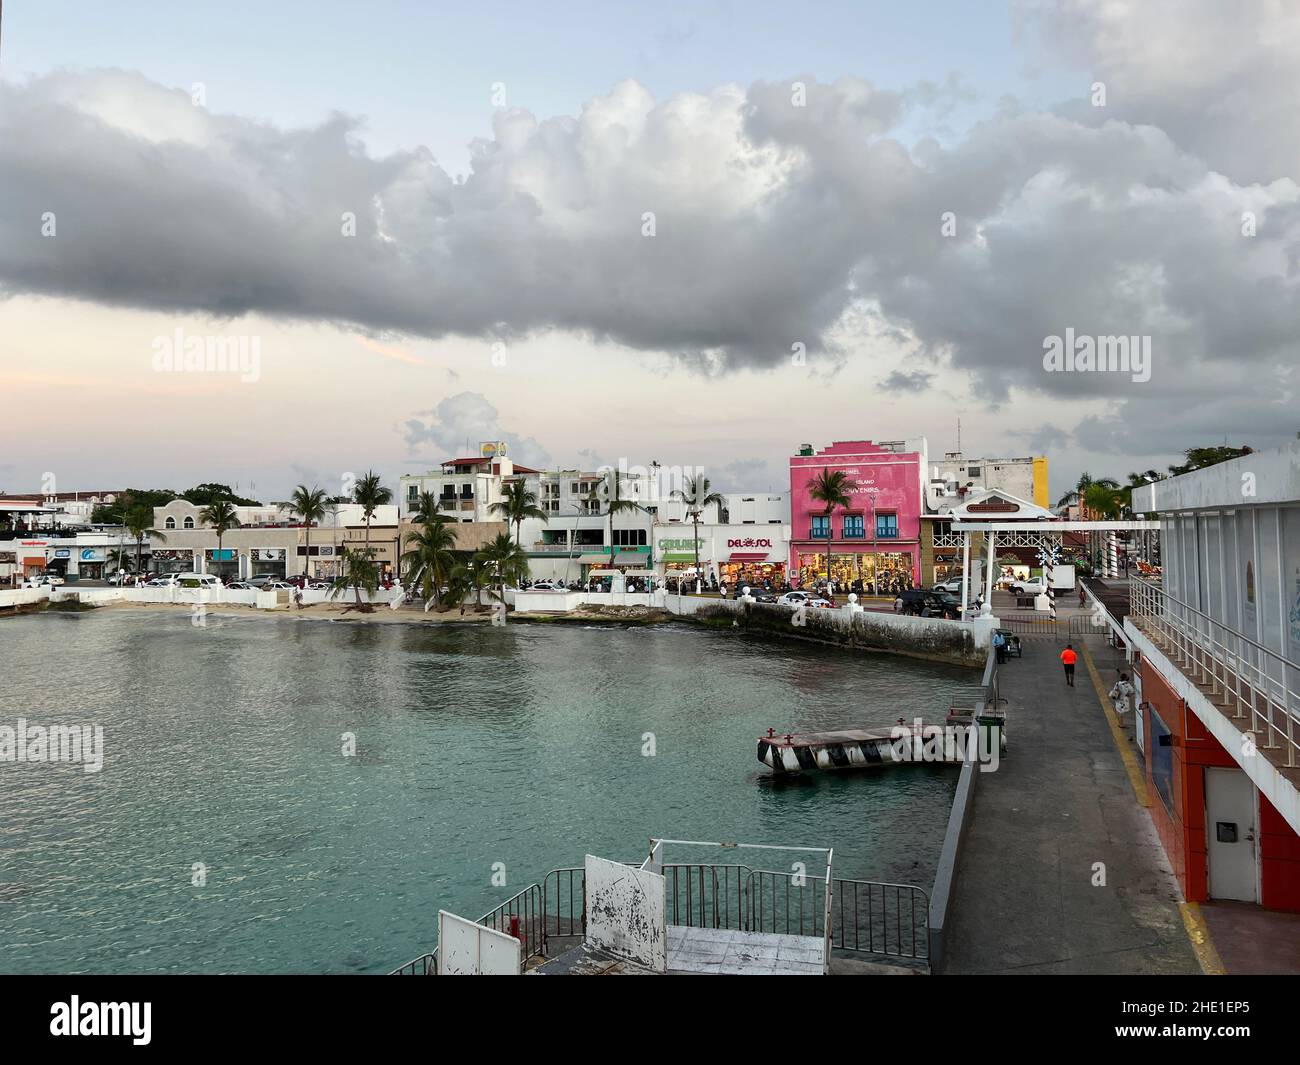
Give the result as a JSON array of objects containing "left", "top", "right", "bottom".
[{"left": 1109, "top": 673, "right": 1136, "bottom": 715}]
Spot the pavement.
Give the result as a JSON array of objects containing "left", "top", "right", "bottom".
[{"left": 941, "top": 596, "right": 1202, "bottom": 974}]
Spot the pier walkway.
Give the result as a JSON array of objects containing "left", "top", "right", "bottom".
[{"left": 942, "top": 597, "right": 1201, "bottom": 974}]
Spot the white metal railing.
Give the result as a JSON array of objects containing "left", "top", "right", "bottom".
[{"left": 1128, "top": 577, "right": 1300, "bottom": 768}]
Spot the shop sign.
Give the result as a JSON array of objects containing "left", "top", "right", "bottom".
[
  {"left": 80, "top": 548, "right": 104, "bottom": 561},
  {"left": 968, "top": 502, "right": 1018, "bottom": 513},
  {"left": 318, "top": 546, "right": 335, "bottom": 557},
  {"left": 727, "top": 538, "right": 772, "bottom": 548},
  {"left": 259, "top": 549, "right": 283, "bottom": 561},
  {"left": 657, "top": 538, "right": 702, "bottom": 552},
  {"left": 54, "top": 548, "right": 71, "bottom": 558}
]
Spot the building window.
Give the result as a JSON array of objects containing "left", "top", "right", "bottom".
[
  {"left": 611, "top": 529, "right": 647, "bottom": 547},
  {"left": 811, "top": 515, "right": 830, "bottom": 539},
  {"left": 165, "top": 517, "right": 176, "bottom": 530},
  {"left": 407, "top": 485, "right": 418, "bottom": 502},
  {"left": 843, "top": 515, "right": 864, "bottom": 539},
  {"left": 876, "top": 513, "right": 898, "bottom": 539},
  {"left": 183, "top": 517, "right": 195, "bottom": 529},
  {"left": 968, "top": 467, "right": 981, "bottom": 478}
]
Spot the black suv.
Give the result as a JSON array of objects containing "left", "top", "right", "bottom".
[{"left": 897, "top": 589, "right": 960, "bottom": 619}]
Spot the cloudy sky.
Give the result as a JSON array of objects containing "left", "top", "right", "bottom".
[{"left": 1, "top": 0, "right": 1297, "bottom": 502}]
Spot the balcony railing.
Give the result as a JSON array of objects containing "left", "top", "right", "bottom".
[
  {"left": 1128, "top": 576, "right": 1299, "bottom": 770},
  {"left": 875, "top": 527, "right": 899, "bottom": 540}
]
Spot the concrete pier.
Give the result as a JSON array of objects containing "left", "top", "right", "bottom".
[{"left": 940, "top": 596, "right": 1200, "bottom": 974}]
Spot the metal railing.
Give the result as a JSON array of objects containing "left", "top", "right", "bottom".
[
  {"left": 1129, "top": 577, "right": 1299, "bottom": 769},
  {"left": 389, "top": 883, "right": 545, "bottom": 976},
  {"left": 999, "top": 613, "right": 1062, "bottom": 637}
]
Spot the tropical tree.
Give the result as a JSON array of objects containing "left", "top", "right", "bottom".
[
  {"left": 1055, "top": 472, "right": 1118, "bottom": 516},
  {"left": 290, "top": 484, "right": 329, "bottom": 581},
  {"left": 808, "top": 468, "right": 852, "bottom": 586},
  {"left": 198, "top": 498, "right": 240, "bottom": 575},
  {"left": 124, "top": 504, "right": 166, "bottom": 575},
  {"left": 450, "top": 557, "right": 493, "bottom": 610},
  {"left": 1168, "top": 445, "right": 1253, "bottom": 476},
  {"left": 410, "top": 490, "right": 454, "bottom": 525},
  {"left": 475, "top": 532, "right": 531, "bottom": 603},
  {"left": 402, "top": 518, "right": 459, "bottom": 607},
  {"left": 490, "top": 480, "right": 548, "bottom": 546},
  {"left": 329, "top": 547, "right": 379, "bottom": 612},
  {"left": 588, "top": 469, "right": 646, "bottom": 576},
  {"left": 352, "top": 470, "right": 393, "bottom": 559},
  {"left": 670, "top": 474, "right": 725, "bottom": 590}
]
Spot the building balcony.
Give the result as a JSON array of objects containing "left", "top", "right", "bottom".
[
  {"left": 875, "top": 528, "right": 899, "bottom": 540},
  {"left": 1128, "top": 576, "right": 1300, "bottom": 781},
  {"left": 841, "top": 529, "right": 864, "bottom": 539}
]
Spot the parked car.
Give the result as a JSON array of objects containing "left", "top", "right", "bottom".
[
  {"left": 176, "top": 573, "right": 222, "bottom": 589},
  {"left": 264, "top": 580, "right": 295, "bottom": 591},
  {"left": 528, "top": 579, "right": 568, "bottom": 592},
  {"left": 734, "top": 587, "right": 778, "bottom": 603},
  {"left": 1009, "top": 579, "right": 1047, "bottom": 596},
  {"left": 246, "top": 574, "right": 279, "bottom": 588},
  {"left": 778, "top": 590, "right": 811, "bottom": 607},
  {"left": 896, "top": 589, "right": 960, "bottom": 619},
  {"left": 932, "top": 578, "right": 964, "bottom": 594},
  {"left": 225, "top": 581, "right": 254, "bottom": 590}
]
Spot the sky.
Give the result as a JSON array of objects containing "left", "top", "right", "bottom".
[{"left": 1, "top": 0, "right": 1297, "bottom": 502}]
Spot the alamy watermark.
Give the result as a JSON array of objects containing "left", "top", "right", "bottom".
[
  {"left": 1042, "top": 329, "right": 1151, "bottom": 383},
  {"left": 0, "top": 718, "right": 104, "bottom": 773},
  {"left": 151, "top": 328, "right": 261, "bottom": 383}
]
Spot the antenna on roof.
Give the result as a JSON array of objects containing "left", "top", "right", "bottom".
[{"left": 956, "top": 417, "right": 961, "bottom": 454}]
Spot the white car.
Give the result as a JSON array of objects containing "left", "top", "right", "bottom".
[
  {"left": 527, "top": 580, "right": 567, "bottom": 592},
  {"left": 778, "top": 591, "right": 811, "bottom": 606},
  {"left": 264, "top": 580, "right": 296, "bottom": 591},
  {"left": 1010, "top": 579, "right": 1047, "bottom": 596},
  {"left": 932, "top": 578, "right": 964, "bottom": 594}
]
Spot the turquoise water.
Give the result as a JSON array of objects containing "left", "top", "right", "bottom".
[{"left": 0, "top": 610, "right": 967, "bottom": 974}]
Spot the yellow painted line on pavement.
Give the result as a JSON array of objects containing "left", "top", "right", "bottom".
[
  {"left": 1080, "top": 643, "right": 1148, "bottom": 808},
  {"left": 1180, "top": 902, "right": 1228, "bottom": 975}
]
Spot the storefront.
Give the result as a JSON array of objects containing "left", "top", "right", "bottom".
[
  {"left": 792, "top": 548, "right": 914, "bottom": 592},
  {"left": 151, "top": 549, "right": 194, "bottom": 573},
  {"left": 301, "top": 544, "right": 340, "bottom": 579},
  {"left": 655, "top": 527, "right": 791, "bottom": 588},
  {"left": 205, "top": 548, "right": 239, "bottom": 578},
  {"left": 251, "top": 548, "right": 287, "bottom": 578}
]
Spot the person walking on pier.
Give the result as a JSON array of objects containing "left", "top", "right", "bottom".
[
  {"left": 993, "top": 629, "right": 1008, "bottom": 663},
  {"left": 1060, "top": 644, "right": 1078, "bottom": 686}
]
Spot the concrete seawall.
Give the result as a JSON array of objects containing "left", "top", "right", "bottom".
[{"left": 676, "top": 598, "right": 996, "bottom": 668}]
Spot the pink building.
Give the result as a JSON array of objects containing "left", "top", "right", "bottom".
[{"left": 789, "top": 440, "right": 926, "bottom": 591}]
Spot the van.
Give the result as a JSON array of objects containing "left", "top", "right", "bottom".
[{"left": 176, "top": 573, "right": 222, "bottom": 589}]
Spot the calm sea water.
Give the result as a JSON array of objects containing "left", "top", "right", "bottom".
[{"left": 0, "top": 609, "right": 967, "bottom": 974}]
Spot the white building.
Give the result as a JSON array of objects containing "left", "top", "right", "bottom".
[{"left": 926, "top": 453, "right": 1049, "bottom": 513}]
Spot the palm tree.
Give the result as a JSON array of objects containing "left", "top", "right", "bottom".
[
  {"left": 198, "top": 499, "right": 240, "bottom": 576},
  {"left": 588, "top": 469, "right": 646, "bottom": 576},
  {"left": 329, "top": 546, "right": 379, "bottom": 612},
  {"left": 670, "top": 474, "right": 725, "bottom": 589},
  {"left": 124, "top": 504, "right": 165, "bottom": 576},
  {"left": 443, "top": 561, "right": 475, "bottom": 613},
  {"left": 808, "top": 468, "right": 851, "bottom": 587},
  {"left": 490, "top": 480, "right": 548, "bottom": 546},
  {"left": 410, "top": 490, "right": 454, "bottom": 525},
  {"left": 352, "top": 470, "right": 393, "bottom": 562},
  {"left": 475, "top": 532, "right": 531, "bottom": 603},
  {"left": 402, "top": 518, "right": 459, "bottom": 607},
  {"left": 290, "top": 484, "right": 329, "bottom": 581},
  {"left": 1056, "top": 472, "right": 1119, "bottom": 517}
]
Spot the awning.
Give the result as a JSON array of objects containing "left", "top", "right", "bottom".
[
  {"left": 613, "top": 552, "right": 644, "bottom": 564},
  {"left": 728, "top": 552, "right": 771, "bottom": 562},
  {"left": 577, "top": 553, "right": 608, "bottom": 564},
  {"left": 660, "top": 552, "right": 699, "bottom": 563}
]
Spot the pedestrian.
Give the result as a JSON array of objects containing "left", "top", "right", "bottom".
[
  {"left": 1078, "top": 585, "right": 1086, "bottom": 608},
  {"left": 993, "top": 629, "right": 1007, "bottom": 663},
  {"left": 1060, "top": 643, "right": 1078, "bottom": 687},
  {"left": 1109, "top": 673, "right": 1135, "bottom": 716},
  {"left": 719, "top": 581, "right": 727, "bottom": 600}
]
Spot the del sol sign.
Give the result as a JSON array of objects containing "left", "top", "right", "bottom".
[{"left": 728, "top": 538, "right": 772, "bottom": 548}]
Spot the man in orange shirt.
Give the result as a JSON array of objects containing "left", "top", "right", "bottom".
[{"left": 1060, "top": 643, "right": 1078, "bottom": 686}]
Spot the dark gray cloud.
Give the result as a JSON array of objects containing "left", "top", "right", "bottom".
[
  {"left": 881, "top": 369, "right": 934, "bottom": 394},
  {"left": 2, "top": 2, "right": 1299, "bottom": 467}
]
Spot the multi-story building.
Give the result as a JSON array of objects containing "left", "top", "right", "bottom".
[
  {"left": 723, "top": 492, "right": 790, "bottom": 526},
  {"left": 926, "top": 453, "right": 1049, "bottom": 512},
  {"left": 1125, "top": 441, "right": 1300, "bottom": 912},
  {"left": 399, "top": 442, "right": 540, "bottom": 523},
  {"left": 151, "top": 499, "right": 400, "bottom": 580},
  {"left": 789, "top": 439, "right": 928, "bottom": 589}
]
